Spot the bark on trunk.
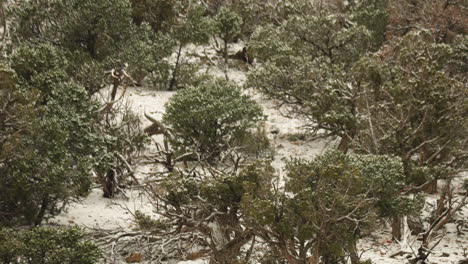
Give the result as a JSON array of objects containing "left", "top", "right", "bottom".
[
  {"left": 279, "top": 244, "right": 297, "bottom": 264},
  {"left": 223, "top": 38, "right": 229, "bottom": 80},
  {"left": 169, "top": 43, "right": 183, "bottom": 91},
  {"left": 103, "top": 169, "right": 115, "bottom": 198},
  {"left": 208, "top": 218, "right": 252, "bottom": 264},
  {"left": 209, "top": 236, "right": 252, "bottom": 264},
  {"left": 110, "top": 79, "right": 119, "bottom": 101},
  {"left": 309, "top": 242, "right": 320, "bottom": 264},
  {"left": 224, "top": 39, "right": 228, "bottom": 65},
  {"left": 34, "top": 195, "right": 49, "bottom": 226},
  {"left": 391, "top": 216, "right": 402, "bottom": 241},
  {"left": 348, "top": 240, "right": 360, "bottom": 264}
]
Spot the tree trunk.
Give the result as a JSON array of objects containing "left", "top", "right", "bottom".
[
  {"left": 391, "top": 216, "right": 402, "bottom": 241},
  {"left": 223, "top": 38, "right": 229, "bottom": 80},
  {"left": 279, "top": 244, "right": 297, "bottom": 264},
  {"left": 208, "top": 219, "right": 252, "bottom": 264},
  {"left": 348, "top": 240, "right": 360, "bottom": 264},
  {"left": 209, "top": 236, "right": 252, "bottom": 264},
  {"left": 110, "top": 79, "right": 120, "bottom": 101},
  {"left": 169, "top": 42, "right": 183, "bottom": 91},
  {"left": 103, "top": 169, "right": 115, "bottom": 198},
  {"left": 223, "top": 38, "right": 228, "bottom": 65},
  {"left": 309, "top": 242, "right": 320, "bottom": 264},
  {"left": 34, "top": 195, "right": 49, "bottom": 226}
]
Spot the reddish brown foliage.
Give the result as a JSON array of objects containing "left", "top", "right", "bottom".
[{"left": 387, "top": 0, "right": 467, "bottom": 43}]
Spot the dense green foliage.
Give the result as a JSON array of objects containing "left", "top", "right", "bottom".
[
  {"left": 213, "top": 7, "right": 242, "bottom": 54},
  {"left": 8, "top": 0, "right": 142, "bottom": 92},
  {"left": 350, "top": 0, "right": 389, "bottom": 50},
  {"left": 150, "top": 158, "right": 272, "bottom": 263},
  {"left": 247, "top": 0, "right": 467, "bottom": 182},
  {"left": 1, "top": 0, "right": 467, "bottom": 263},
  {"left": 0, "top": 226, "right": 101, "bottom": 264},
  {"left": 6, "top": 0, "right": 209, "bottom": 91},
  {"left": 242, "top": 151, "right": 416, "bottom": 263},
  {"left": 0, "top": 47, "right": 106, "bottom": 225},
  {"left": 352, "top": 30, "right": 468, "bottom": 186},
  {"left": 247, "top": 1, "right": 370, "bottom": 148},
  {"left": 163, "top": 79, "right": 263, "bottom": 160},
  {"left": 95, "top": 102, "right": 148, "bottom": 198}
]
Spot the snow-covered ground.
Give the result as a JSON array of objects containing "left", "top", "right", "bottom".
[
  {"left": 51, "top": 44, "right": 468, "bottom": 264},
  {"left": 51, "top": 188, "right": 153, "bottom": 230}
]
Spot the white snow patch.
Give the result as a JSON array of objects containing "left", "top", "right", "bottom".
[{"left": 51, "top": 188, "right": 154, "bottom": 231}]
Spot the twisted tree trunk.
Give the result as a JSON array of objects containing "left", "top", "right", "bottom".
[{"left": 208, "top": 213, "right": 252, "bottom": 264}]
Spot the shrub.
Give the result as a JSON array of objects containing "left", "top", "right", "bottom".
[
  {"left": 8, "top": 0, "right": 173, "bottom": 94},
  {"left": 163, "top": 79, "right": 263, "bottom": 160},
  {"left": 95, "top": 102, "right": 148, "bottom": 198},
  {"left": 1, "top": 48, "right": 106, "bottom": 226},
  {"left": 150, "top": 160, "right": 273, "bottom": 263},
  {"left": 0, "top": 226, "right": 101, "bottom": 264},
  {"left": 213, "top": 7, "right": 242, "bottom": 62},
  {"left": 231, "top": 124, "right": 273, "bottom": 159},
  {"left": 352, "top": 30, "right": 468, "bottom": 193},
  {"left": 242, "top": 151, "right": 415, "bottom": 264},
  {"left": 247, "top": 1, "right": 370, "bottom": 150}
]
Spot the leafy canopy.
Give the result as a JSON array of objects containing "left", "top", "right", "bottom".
[
  {"left": 352, "top": 30, "right": 468, "bottom": 183},
  {"left": 242, "top": 151, "right": 418, "bottom": 263},
  {"left": 0, "top": 226, "right": 101, "bottom": 264},
  {"left": 0, "top": 45, "right": 106, "bottom": 226},
  {"left": 163, "top": 79, "right": 263, "bottom": 159},
  {"left": 247, "top": 0, "right": 370, "bottom": 142}
]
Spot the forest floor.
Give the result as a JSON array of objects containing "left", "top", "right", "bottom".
[{"left": 51, "top": 44, "right": 468, "bottom": 264}]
